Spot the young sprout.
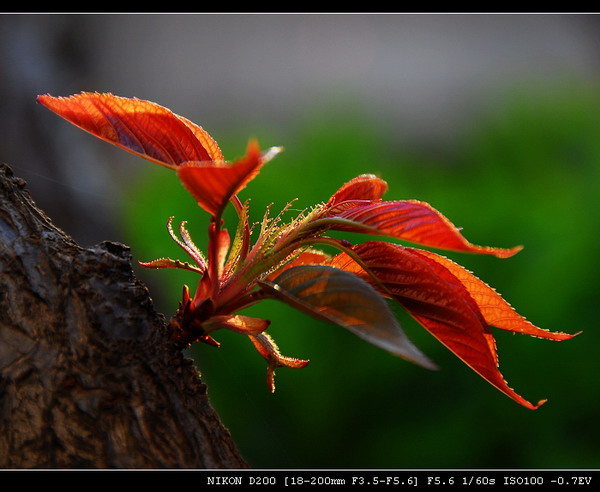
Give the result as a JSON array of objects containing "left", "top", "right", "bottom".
[{"left": 38, "top": 92, "right": 578, "bottom": 409}]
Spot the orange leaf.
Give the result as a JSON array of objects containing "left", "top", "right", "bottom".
[
  {"left": 203, "top": 314, "right": 270, "bottom": 335},
  {"left": 248, "top": 332, "right": 310, "bottom": 393},
  {"left": 331, "top": 241, "right": 547, "bottom": 409},
  {"left": 37, "top": 92, "right": 223, "bottom": 169},
  {"left": 326, "top": 174, "right": 388, "bottom": 208},
  {"left": 266, "top": 249, "right": 331, "bottom": 281},
  {"left": 177, "top": 140, "right": 282, "bottom": 217},
  {"left": 248, "top": 332, "right": 310, "bottom": 369},
  {"left": 329, "top": 200, "right": 522, "bottom": 258},
  {"left": 410, "top": 249, "right": 579, "bottom": 340},
  {"left": 260, "top": 264, "right": 437, "bottom": 370},
  {"left": 138, "top": 257, "right": 204, "bottom": 274}
]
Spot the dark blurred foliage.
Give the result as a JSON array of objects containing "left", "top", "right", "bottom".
[{"left": 122, "top": 87, "right": 600, "bottom": 469}]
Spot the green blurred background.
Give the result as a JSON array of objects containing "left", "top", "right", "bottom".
[
  {"left": 123, "top": 87, "right": 599, "bottom": 469},
  {"left": 2, "top": 14, "right": 599, "bottom": 469}
]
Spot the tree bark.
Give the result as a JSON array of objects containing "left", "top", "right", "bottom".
[{"left": 0, "top": 163, "right": 248, "bottom": 469}]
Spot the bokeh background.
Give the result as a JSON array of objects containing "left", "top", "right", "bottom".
[{"left": 1, "top": 13, "right": 599, "bottom": 469}]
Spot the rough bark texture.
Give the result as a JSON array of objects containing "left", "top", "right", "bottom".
[{"left": 0, "top": 163, "right": 248, "bottom": 469}]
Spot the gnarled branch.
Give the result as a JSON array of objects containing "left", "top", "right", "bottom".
[{"left": 0, "top": 163, "right": 248, "bottom": 469}]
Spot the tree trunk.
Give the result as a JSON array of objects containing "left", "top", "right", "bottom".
[{"left": 0, "top": 162, "right": 248, "bottom": 469}]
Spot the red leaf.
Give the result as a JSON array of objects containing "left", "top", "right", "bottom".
[
  {"left": 177, "top": 140, "right": 282, "bottom": 217},
  {"left": 138, "top": 257, "right": 204, "bottom": 274},
  {"left": 330, "top": 241, "right": 549, "bottom": 409},
  {"left": 248, "top": 332, "right": 310, "bottom": 393},
  {"left": 326, "top": 174, "right": 388, "bottom": 208},
  {"left": 411, "top": 249, "right": 579, "bottom": 340},
  {"left": 207, "top": 224, "right": 231, "bottom": 281},
  {"left": 330, "top": 200, "right": 522, "bottom": 258},
  {"left": 165, "top": 216, "right": 207, "bottom": 272},
  {"left": 37, "top": 92, "right": 223, "bottom": 169},
  {"left": 260, "top": 264, "right": 437, "bottom": 370},
  {"left": 203, "top": 314, "right": 270, "bottom": 335},
  {"left": 266, "top": 249, "right": 331, "bottom": 281}
]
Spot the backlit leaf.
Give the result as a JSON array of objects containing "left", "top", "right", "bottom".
[
  {"left": 177, "top": 140, "right": 282, "bottom": 217},
  {"left": 203, "top": 314, "right": 270, "bottom": 335},
  {"left": 329, "top": 200, "right": 522, "bottom": 258},
  {"left": 260, "top": 264, "right": 437, "bottom": 370},
  {"left": 37, "top": 92, "right": 223, "bottom": 169},
  {"left": 411, "top": 249, "right": 578, "bottom": 340},
  {"left": 330, "top": 241, "right": 546, "bottom": 409},
  {"left": 266, "top": 249, "right": 332, "bottom": 281},
  {"left": 326, "top": 174, "right": 388, "bottom": 208},
  {"left": 138, "top": 257, "right": 204, "bottom": 274},
  {"left": 248, "top": 332, "right": 310, "bottom": 393}
]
